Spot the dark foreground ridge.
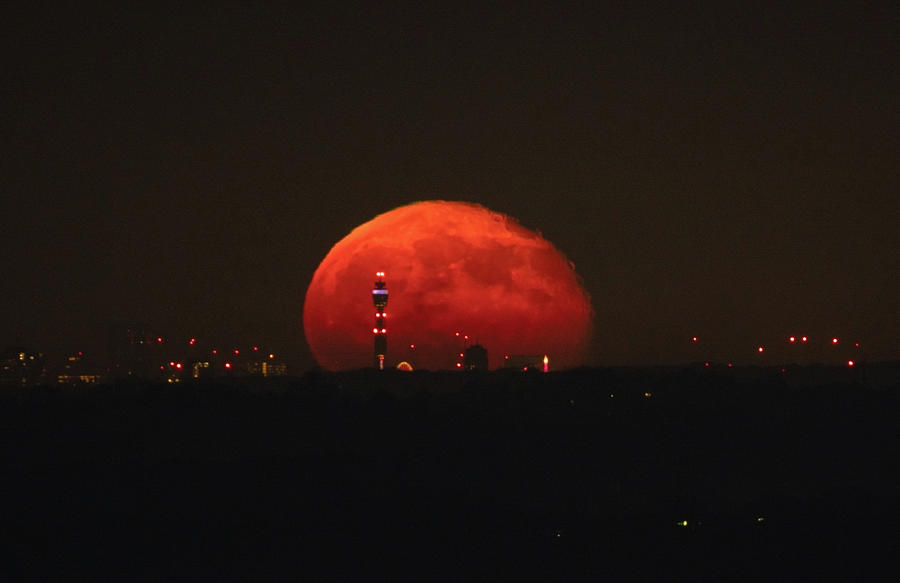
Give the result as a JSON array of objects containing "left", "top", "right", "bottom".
[{"left": 3, "top": 364, "right": 899, "bottom": 580}]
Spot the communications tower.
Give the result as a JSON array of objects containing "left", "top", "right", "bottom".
[{"left": 372, "top": 271, "right": 388, "bottom": 369}]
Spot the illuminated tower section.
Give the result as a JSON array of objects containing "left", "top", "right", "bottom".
[{"left": 372, "top": 271, "right": 389, "bottom": 369}]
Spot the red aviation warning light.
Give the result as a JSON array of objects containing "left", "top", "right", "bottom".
[
  {"left": 788, "top": 336, "right": 796, "bottom": 343},
  {"left": 847, "top": 360, "right": 855, "bottom": 367},
  {"left": 801, "top": 336, "right": 808, "bottom": 343},
  {"left": 757, "top": 346, "right": 765, "bottom": 353},
  {"left": 832, "top": 337, "right": 839, "bottom": 345}
]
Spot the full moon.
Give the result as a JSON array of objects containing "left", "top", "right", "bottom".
[{"left": 303, "top": 201, "right": 593, "bottom": 370}]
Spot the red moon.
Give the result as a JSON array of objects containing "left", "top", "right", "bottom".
[{"left": 303, "top": 201, "right": 593, "bottom": 370}]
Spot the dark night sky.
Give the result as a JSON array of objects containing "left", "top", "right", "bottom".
[{"left": 2, "top": 2, "right": 897, "bottom": 368}]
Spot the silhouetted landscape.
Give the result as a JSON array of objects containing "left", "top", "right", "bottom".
[{"left": 3, "top": 364, "right": 898, "bottom": 580}]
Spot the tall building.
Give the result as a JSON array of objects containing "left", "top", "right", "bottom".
[
  {"left": 107, "top": 323, "right": 164, "bottom": 380},
  {"left": 56, "top": 352, "right": 104, "bottom": 385},
  {"left": 372, "top": 271, "right": 389, "bottom": 369},
  {"left": 0, "top": 347, "right": 46, "bottom": 386},
  {"left": 463, "top": 344, "right": 489, "bottom": 372}
]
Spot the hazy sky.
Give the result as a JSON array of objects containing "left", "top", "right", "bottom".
[{"left": 2, "top": 2, "right": 897, "bottom": 368}]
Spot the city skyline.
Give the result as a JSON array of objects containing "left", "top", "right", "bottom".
[{"left": 2, "top": 3, "right": 897, "bottom": 368}]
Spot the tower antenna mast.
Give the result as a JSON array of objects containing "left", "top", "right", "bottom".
[{"left": 372, "top": 272, "right": 388, "bottom": 369}]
